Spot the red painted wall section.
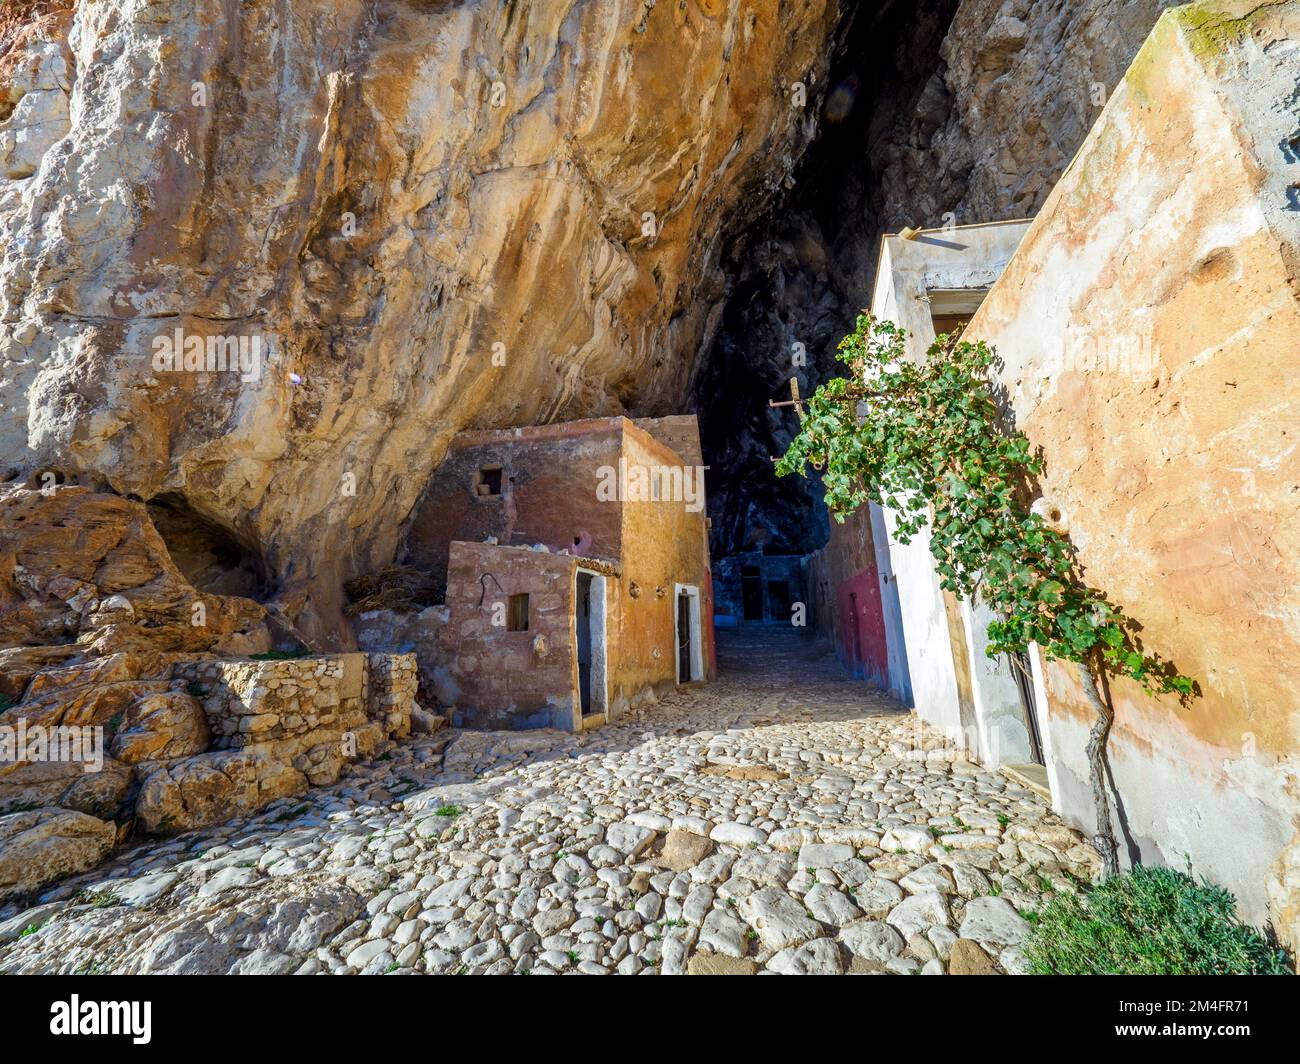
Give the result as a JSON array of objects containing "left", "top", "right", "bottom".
[
  {"left": 836, "top": 566, "right": 889, "bottom": 687},
  {"left": 704, "top": 565, "right": 718, "bottom": 679}
]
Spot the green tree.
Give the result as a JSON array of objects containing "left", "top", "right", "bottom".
[{"left": 776, "top": 313, "right": 1193, "bottom": 876}]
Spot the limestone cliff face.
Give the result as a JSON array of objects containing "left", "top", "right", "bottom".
[
  {"left": 0, "top": 0, "right": 1183, "bottom": 642},
  {"left": 0, "top": 0, "right": 846, "bottom": 643},
  {"left": 875, "top": 0, "right": 1186, "bottom": 225}
]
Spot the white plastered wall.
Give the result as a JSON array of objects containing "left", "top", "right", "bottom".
[{"left": 868, "top": 221, "right": 1033, "bottom": 757}]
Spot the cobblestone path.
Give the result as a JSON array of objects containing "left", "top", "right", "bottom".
[{"left": 0, "top": 628, "right": 1098, "bottom": 974}]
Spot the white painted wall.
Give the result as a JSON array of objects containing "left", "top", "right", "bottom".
[
  {"left": 882, "top": 507, "right": 963, "bottom": 742},
  {"left": 869, "top": 221, "right": 1033, "bottom": 756},
  {"left": 868, "top": 501, "right": 912, "bottom": 705},
  {"left": 961, "top": 597, "right": 1035, "bottom": 766}
]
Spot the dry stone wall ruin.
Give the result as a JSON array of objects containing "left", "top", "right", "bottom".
[{"left": 1, "top": 643, "right": 418, "bottom": 900}]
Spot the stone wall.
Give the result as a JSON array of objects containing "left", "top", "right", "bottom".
[
  {"left": 631, "top": 415, "right": 706, "bottom": 469},
  {"left": 439, "top": 541, "right": 580, "bottom": 732},
  {"left": 354, "top": 604, "right": 451, "bottom": 710},
  {"left": 614, "top": 423, "right": 716, "bottom": 697},
  {"left": 366, "top": 652, "right": 416, "bottom": 744},
  {"left": 170, "top": 651, "right": 413, "bottom": 786},
  {"left": 402, "top": 419, "right": 626, "bottom": 580},
  {"left": 0, "top": 648, "right": 418, "bottom": 901}
]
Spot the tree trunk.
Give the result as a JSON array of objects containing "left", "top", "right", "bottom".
[{"left": 1079, "top": 658, "right": 1120, "bottom": 878}]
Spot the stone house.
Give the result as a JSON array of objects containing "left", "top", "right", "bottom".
[
  {"left": 811, "top": 5, "right": 1300, "bottom": 945},
  {"left": 711, "top": 552, "right": 806, "bottom": 627},
  {"left": 385, "top": 415, "right": 715, "bottom": 731},
  {"left": 805, "top": 503, "right": 907, "bottom": 703}
]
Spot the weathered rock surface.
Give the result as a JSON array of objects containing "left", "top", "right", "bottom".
[
  {"left": 134, "top": 751, "right": 307, "bottom": 835},
  {"left": 0, "top": 646, "right": 417, "bottom": 899},
  {"left": 840, "top": 920, "right": 906, "bottom": 965},
  {"left": 0, "top": 0, "right": 1183, "bottom": 618},
  {"left": 110, "top": 691, "right": 211, "bottom": 765},
  {"left": 878, "top": 0, "right": 1184, "bottom": 226},
  {"left": 0, "top": 485, "right": 268, "bottom": 657},
  {"left": 0, "top": 807, "right": 115, "bottom": 901},
  {"left": 0, "top": 10, "right": 72, "bottom": 181},
  {"left": 948, "top": 937, "right": 1001, "bottom": 975},
  {"left": 0, "top": 0, "right": 854, "bottom": 641},
  {"left": 686, "top": 953, "right": 758, "bottom": 976},
  {"left": 658, "top": 827, "right": 713, "bottom": 872},
  {"left": 958, "top": 895, "right": 1032, "bottom": 946}
]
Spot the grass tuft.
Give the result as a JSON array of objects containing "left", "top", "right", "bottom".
[{"left": 1024, "top": 865, "right": 1291, "bottom": 975}]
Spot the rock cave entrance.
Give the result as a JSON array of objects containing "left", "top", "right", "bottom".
[
  {"left": 692, "top": 0, "right": 960, "bottom": 562},
  {"left": 147, "top": 494, "right": 270, "bottom": 601}
]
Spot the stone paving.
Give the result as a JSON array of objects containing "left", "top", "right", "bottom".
[{"left": 0, "top": 628, "right": 1099, "bottom": 974}]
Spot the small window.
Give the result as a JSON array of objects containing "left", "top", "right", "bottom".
[
  {"left": 474, "top": 466, "right": 503, "bottom": 497},
  {"left": 507, "top": 593, "right": 529, "bottom": 631}
]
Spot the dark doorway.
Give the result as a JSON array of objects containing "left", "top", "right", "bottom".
[
  {"left": 848, "top": 591, "right": 861, "bottom": 670},
  {"left": 575, "top": 571, "right": 606, "bottom": 717},
  {"left": 678, "top": 592, "right": 692, "bottom": 680},
  {"left": 577, "top": 573, "right": 594, "bottom": 715},
  {"left": 1009, "top": 650, "right": 1045, "bottom": 764},
  {"left": 767, "top": 579, "right": 792, "bottom": 621},
  {"left": 677, "top": 589, "right": 702, "bottom": 683},
  {"left": 741, "top": 565, "right": 763, "bottom": 620}
]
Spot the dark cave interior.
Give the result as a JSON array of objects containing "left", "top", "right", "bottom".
[{"left": 692, "top": 0, "right": 961, "bottom": 562}]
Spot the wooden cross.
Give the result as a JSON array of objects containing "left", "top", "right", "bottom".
[{"left": 769, "top": 377, "right": 804, "bottom": 462}]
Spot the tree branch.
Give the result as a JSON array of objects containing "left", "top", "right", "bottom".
[{"left": 1080, "top": 656, "right": 1120, "bottom": 878}]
